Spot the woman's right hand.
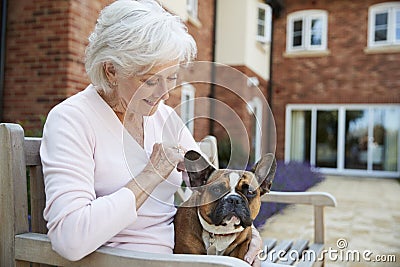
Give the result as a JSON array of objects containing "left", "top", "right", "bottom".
[
  {"left": 125, "top": 143, "right": 185, "bottom": 209},
  {"left": 144, "top": 143, "right": 185, "bottom": 179}
]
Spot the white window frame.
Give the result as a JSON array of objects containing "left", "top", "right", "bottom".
[
  {"left": 186, "top": 0, "right": 198, "bottom": 20},
  {"left": 180, "top": 84, "right": 195, "bottom": 134},
  {"left": 247, "top": 97, "right": 263, "bottom": 163},
  {"left": 368, "top": 2, "right": 400, "bottom": 48},
  {"left": 286, "top": 10, "right": 328, "bottom": 53},
  {"left": 285, "top": 104, "right": 400, "bottom": 178},
  {"left": 256, "top": 3, "right": 272, "bottom": 43}
]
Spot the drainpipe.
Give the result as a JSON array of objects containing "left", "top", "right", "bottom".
[
  {"left": 0, "top": 0, "right": 7, "bottom": 122},
  {"left": 268, "top": 12, "right": 274, "bottom": 108},
  {"left": 209, "top": 0, "right": 217, "bottom": 135},
  {"left": 265, "top": 0, "right": 283, "bottom": 152},
  {"left": 265, "top": 0, "right": 283, "bottom": 107}
]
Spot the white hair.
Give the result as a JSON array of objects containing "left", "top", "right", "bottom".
[{"left": 85, "top": 0, "right": 197, "bottom": 92}]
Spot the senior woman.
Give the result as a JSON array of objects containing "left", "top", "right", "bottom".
[{"left": 40, "top": 0, "right": 261, "bottom": 265}]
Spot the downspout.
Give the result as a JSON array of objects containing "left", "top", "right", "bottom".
[
  {"left": 265, "top": 0, "right": 283, "bottom": 153},
  {"left": 0, "top": 0, "right": 7, "bottom": 122},
  {"left": 209, "top": 0, "right": 217, "bottom": 135},
  {"left": 267, "top": 11, "right": 274, "bottom": 109},
  {"left": 265, "top": 0, "right": 284, "bottom": 109}
]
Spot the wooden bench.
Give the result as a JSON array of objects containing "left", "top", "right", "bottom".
[{"left": 0, "top": 123, "right": 336, "bottom": 267}]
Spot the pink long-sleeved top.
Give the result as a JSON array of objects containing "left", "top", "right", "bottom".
[{"left": 40, "top": 84, "right": 198, "bottom": 261}]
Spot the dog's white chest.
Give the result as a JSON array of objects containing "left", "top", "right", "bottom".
[
  {"left": 197, "top": 210, "right": 244, "bottom": 255},
  {"left": 202, "top": 231, "right": 237, "bottom": 255}
]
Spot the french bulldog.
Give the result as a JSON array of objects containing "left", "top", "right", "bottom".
[{"left": 174, "top": 150, "right": 276, "bottom": 260}]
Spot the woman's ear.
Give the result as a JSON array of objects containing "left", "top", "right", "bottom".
[{"left": 104, "top": 62, "right": 117, "bottom": 84}]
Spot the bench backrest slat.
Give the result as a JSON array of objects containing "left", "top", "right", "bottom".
[
  {"left": 24, "top": 137, "right": 41, "bottom": 166},
  {"left": 0, "top": 124, "right": 30, "bottom": 266},
  {"left": 29, "top": 165, "right": 47, "bottom": 234},
  {"left": 23, "top": 137, "right": 47, "bottom": 234}
]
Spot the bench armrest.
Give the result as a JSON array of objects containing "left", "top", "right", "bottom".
[
  {"left": 261, "top": 191, "right": 337, "bottom": 207},
  {"left": 260, "top": 191, "right": 336, "bottom": 245}
]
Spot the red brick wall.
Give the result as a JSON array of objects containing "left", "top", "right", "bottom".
[
  {"left": 212, "top": 64, "right": 269, "bottom": 163},
  {"left": 4, "top": 0, "right": 70, "bottom": 129},
  {"left": 272, "top": 0, "right": 400, "bottom": 160},
  {"left": 4, "top": 0, "right": 110, "bottom": 131}
]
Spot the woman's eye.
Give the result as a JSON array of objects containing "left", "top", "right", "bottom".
[
  {"left": 167, "top": 75, "right": 178, "bottom": 82},
  {"left": 145, "top": 79, "right": 158, "bottom": 86}
]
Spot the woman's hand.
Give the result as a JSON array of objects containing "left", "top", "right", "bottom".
[
  {"left": 125, "top": 143, "right": 185, "bottom": 209},
  {"left": 244, "top": 225, "right": 262, "bottom": 267},
  {"left": 145, "top": 143, "right": 185, "bottom": 179}
]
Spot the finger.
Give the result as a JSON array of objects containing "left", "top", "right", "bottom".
[
  {"left": 252, "top": 258, "right": 261, "bottom": 267},
  {"left": 176, "top": 161, "right": 185, "bottom": 172},
  {"left": 172, "top": 144, "right": 186, "bottom": 155},
  {"left": 164, "top": 145, "right": 184, "bottom": 166},
  {"left": 244, "top": 244, "right": 260, "bottom": 265}
]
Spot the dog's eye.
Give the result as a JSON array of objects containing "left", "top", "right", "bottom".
[
  {"left": 242, "top": 185, "right": 256, "bottom": 198},
  {"left": 246, "top": 190, "right": 256, "bottom": 198},
  {"left": 211, "top": 185, "right": 224, "bottom": 195},
  {"left": 213, "top": 187, "right": 221, "bottom": 194}
]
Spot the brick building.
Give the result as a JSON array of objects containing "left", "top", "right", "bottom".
[{"left": 272, "top": 0, "right": 400, "bottom": 177}]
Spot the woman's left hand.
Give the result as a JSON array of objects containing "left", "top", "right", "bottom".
[{"left": 244, "top": 225, "right": 262, "bottom": 267}]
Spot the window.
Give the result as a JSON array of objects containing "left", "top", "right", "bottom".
[
  {"left": 256, "top": 3, "right": 272, "bottom": 43},
  {"left": 186, "top": 0, "right": 198, "bottom": 19},
  {"left": 180, "top": 84, "right": 195, "bottom": 134},
  {"left": 286, "top": 10, "right": 328, "bottom": 52},
  {"left": 368, "top": 2, "right": 400, "bottom": 47},
  {"left": 285, "top": 105, "right": 400, "bottom": 177}
]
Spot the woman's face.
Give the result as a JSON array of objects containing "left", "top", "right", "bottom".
[{"left": 114, "top": 60, "right": 180, "bottom": 116}]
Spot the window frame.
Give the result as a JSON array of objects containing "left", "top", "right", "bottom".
[
  {"left": 256, "top": 3, "right": 272, "bottom": 43},
  {"left": 368, "top": 2, "right": 400, "bottom": 48},
  {"left": 286, "top": 10, "right": 328, "bottom": 53},
  {"left": 247, "top": 97, "right": 263, "bottom": 163},
  {"left": 186, "top": 0, "right": 198, "bottom": 20},
  {"left": 180, "top": 84, "right": 196, "bottom": 134}
]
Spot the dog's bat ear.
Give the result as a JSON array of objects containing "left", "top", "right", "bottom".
[
  {"left": 184, "top": 150, "right": 216, "bottom": 188},
  {"left": 251, "top": 153, "right": 276, "bottom": 195}
]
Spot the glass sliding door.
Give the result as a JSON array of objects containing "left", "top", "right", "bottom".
[
  {"left": 345, "top": 110, "right": 369, "bottom": 170},
  {"left": 373, "top": 108, "right": 399, "bottom": 171},
  {"left": 316, "top": 110, "right": 338, "bottom": 168},
  {"left": 344, "top": 108, "right": 399, "bottom": 172},
  {"left": 286, "top": 104, "right": 400, "bottom": 177},
  {"left": 290, "top": 110, "right": 311, "bottom": 162}
]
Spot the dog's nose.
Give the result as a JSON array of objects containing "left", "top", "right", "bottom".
[{"left": 225, "top": 194, "right": 244, "bottom": 205}]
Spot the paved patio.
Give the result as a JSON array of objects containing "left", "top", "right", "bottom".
[{"left": 259, "top": 175, "right": 400, "bottom": 267}]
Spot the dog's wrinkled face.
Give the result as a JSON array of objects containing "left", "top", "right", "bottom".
[{"left": 184, "top": 151, "right": 276, "bottom": 231}]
